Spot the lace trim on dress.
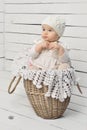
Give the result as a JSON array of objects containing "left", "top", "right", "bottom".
[
  {"left": 12, "top": 62, "right": 75, "bottom": 102},
  {"left": 11, "top": 47, "right": 76, "bottom": 102}
]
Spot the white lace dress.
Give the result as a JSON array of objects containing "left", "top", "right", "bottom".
[
  {"left": 12, "top": 39, "right": 76, "bottom": 102},
  {"left": 28, "top": 39, "right": 71, "bottom": 69}
]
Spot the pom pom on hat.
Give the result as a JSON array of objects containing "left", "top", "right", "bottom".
[{"left": 42, "top": 16, "right": 65, "bottom": 37}]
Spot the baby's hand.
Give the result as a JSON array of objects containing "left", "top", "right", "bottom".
[
  {"left": 35, "top": 41, "right": 49, "bottom": 53},
  {"left": 41, "top": 41, "right": 49, "bottom": 49},
  {"left": 48, "top": 42, "right": 60, "bottom": 50},
  {"left": 48, "top": 42, "right": 65, "bottom": 56}
]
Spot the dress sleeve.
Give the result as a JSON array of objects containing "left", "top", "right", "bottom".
[
  {"left": 29, "top": 44, "right": 39, "bottom": 59},
  {"left": 58, "top": 42, "right": 71, "bottom": 65},
  {"left": 28, "top": 39, "right": 42, "bottom": 59}
]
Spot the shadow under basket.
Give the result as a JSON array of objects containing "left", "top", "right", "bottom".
[{"left": 24, "top": 79, "right": 70, "bottom": 119}]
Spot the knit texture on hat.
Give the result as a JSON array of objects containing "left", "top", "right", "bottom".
[{"left": 42, "top": 16, "right": 65, "bottom": 37}]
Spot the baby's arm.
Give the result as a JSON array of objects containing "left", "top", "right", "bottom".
[
  {"left": 29, "top": 40, "right": 49, "bottom": 59},
  {"left": 49, "top": 42, "right": 70, "bottom": 64},
  {"left": 58, "top": 47, "right": 71, "bottom": 69},
  {"left": 57, "top": 48, "right": 71, "bottom": 70},
  {"left": 35, "top": 40, "right": 49, "bottom": 53},
  {"left": 58, "top": 42, "right": 71, "bottom": 65},
  {"left": 28, "top": 44, "right": 40, "bottom": 59},
  {"left": 48, "top": 41, "right": 65, "bottom": 56}
]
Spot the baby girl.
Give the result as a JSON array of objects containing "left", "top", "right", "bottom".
[{"left": 28, "top": 15, "right": 71, "bottom": 70}]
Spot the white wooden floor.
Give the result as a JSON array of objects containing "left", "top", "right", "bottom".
[{"left": 0, "top": 70, "right": 87, "bottom": 130}]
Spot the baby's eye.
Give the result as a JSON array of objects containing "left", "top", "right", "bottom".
[
  {"left": 42, "top": 28, "right": 45, "bottom": 31},
  {"left": 48, "top": 29, "right": 52, "bottom": 32}
]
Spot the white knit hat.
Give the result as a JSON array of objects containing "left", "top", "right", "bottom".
[{"left": 42, "top": 16, "right": 65, "bottom": 37}]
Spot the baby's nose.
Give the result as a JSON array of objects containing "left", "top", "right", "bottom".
[{"left": 44, "top": 31, "right": 48, "bottom": 35}]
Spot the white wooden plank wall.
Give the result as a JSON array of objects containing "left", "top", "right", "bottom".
[
  {"left": 0, "top": 0, "right": 4, "bottom": 70},
  {"left": 0, "top": 0, "right": 87, "bottom": 130},
  {"left": 4, "top": 0, "right": 87, "bottom": 87}
]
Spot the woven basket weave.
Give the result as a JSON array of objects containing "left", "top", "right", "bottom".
[
  {"left": 24, "top": 79, "right": 70, "bottom": 119},
  {"left": 8, "top": 70, "right": 82, "bottom": 119}
]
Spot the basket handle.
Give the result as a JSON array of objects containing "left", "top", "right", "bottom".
[
  {"left": 76, "top": 82, "right": 82, "bottom": 94},
  {"left": 8, "top": 76, "right": 22, "bottom": 94}
]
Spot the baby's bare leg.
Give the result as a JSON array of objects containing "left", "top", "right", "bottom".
[
  {"left": 58, "top": 63, "right": 70, "bottom": 70},
  {"left": 29, "top": 65, "right": 38, "bottom": 70},
  {"left": 29, "top": 64, "right": 42, "bottom": 70}
]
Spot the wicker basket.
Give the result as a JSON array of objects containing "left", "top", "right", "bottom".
[
  {"left": 8, "top": 69, "right": 82, "bottom": 119},
  {"left": 24, "top": 79, "right": 70, "bottom": 119},
  {"left": 8, "top": 76, "right": 70, "bottom": 119}
]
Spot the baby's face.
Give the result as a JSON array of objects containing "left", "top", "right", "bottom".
[{"left": 41, "top": 24, "right": 59, "bottom": 42}]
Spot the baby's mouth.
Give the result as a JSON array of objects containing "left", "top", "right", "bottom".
[{"left": 43, "top": 36, "right": 48, "bottom": 38}]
